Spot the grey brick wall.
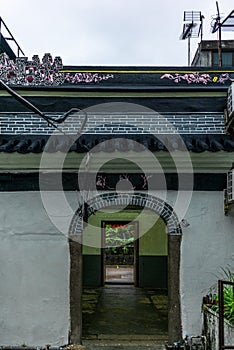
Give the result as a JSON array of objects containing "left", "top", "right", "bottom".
[
  {"left": 69, "top": 192, "right": 182, "bottom": 236},
  {"left": 0, "top": 112, "right": 225, "bottom": 135}
]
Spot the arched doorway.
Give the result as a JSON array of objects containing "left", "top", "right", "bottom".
[{"left": 69, "top": 192, "right": 182, "bottom": 345}]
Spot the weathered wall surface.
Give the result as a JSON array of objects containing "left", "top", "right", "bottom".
[
  {"left": 0, "top": 190, "right": 233, "bottom": 344},
  {"left": 179, "top": 191, "right": 234, "bottom": 338},
  {"left": 0, "top": 192, "right": 70, "bottom": 346},
  {"left": 203, "top": 308, "right": 234, "bottom": 350}
]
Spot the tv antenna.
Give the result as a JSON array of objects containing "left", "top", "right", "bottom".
[
  {"left": 211, "top": 1, "right": 234, "bottom": 66},
  {"left": 180, "top": 11, "right": 204, "bottom": 66},
  {"left": 0, "top": 17, "right": 25, "bottom": 59}
]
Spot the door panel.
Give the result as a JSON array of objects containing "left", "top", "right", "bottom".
[{"left": 101, "top": 221, "right": 139, "bottom": 286}]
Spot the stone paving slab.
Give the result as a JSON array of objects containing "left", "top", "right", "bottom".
[
  {"left": 83, "top": 286, "right": 168, "bottom": 337},
  {"left": 82, "top": 285, "right": 168, "bottom": 349}
]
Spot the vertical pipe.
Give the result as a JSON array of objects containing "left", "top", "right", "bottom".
[{"left": 218, "top": 280, "right": 224, "bottom": 350}]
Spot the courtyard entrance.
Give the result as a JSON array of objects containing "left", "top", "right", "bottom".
[
  {"left": 69, "top": 192, "right": 182, "bottom": 344},
  {"left": 81, "top": 209, "right": 169, "bottom": 343}
]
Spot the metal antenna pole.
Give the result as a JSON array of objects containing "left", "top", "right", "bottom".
[
  {"left": 188, "top": 35, "right": 191, "bottom": 66},
  {"left": 200, "top": 14, "right": 204, "bottom": 41},
  {"left": 180, "top": 11, "right": 202, "bottom": 66},
  {"left": 216, "top": 1, "right": 222, "bottom": 67}
]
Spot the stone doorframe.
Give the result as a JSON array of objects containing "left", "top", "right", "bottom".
[{"left": 68, "top": 192, "right": 182, "bottom": 345}]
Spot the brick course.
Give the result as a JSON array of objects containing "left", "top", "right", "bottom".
[{"left": 0, "top": 112, "right": 225, "bottom": 135}]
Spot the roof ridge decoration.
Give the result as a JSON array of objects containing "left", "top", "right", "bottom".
[
  {"left": 161, "top": 72, "right": 234, "bottom": 85},
  {"left": 0, "top": 52, "right": 233, "bottom": 87},
  {"left": 0, "top": 53, "right": 114, "bottom": 86}
]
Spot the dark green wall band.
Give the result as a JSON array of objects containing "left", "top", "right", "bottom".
[
  {"left": 138, "top": 256, "right": 168, "bottom": 289},
  {"left": 83, "top": 255, "right": 167, "bottom": 289},
  {"left": 0, "top": 172, "right": 227, "bottom": 191}
]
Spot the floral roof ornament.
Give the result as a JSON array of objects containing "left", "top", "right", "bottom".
[{"left": 161, "top": 72, "right": 234, "bottom": 85}]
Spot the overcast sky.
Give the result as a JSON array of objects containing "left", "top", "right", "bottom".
[{"left": 1, "top": 0, "right": 233, "bottom": 66}]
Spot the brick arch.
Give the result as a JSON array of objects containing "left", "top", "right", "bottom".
[
  {"left": 69, "top": 192, "right": 182, "bottom": 345},
  {"left": 69, "top": 192, "right": 182, "bottom": 236}
]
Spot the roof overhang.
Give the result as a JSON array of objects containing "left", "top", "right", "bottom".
[{"left": 0, "top": 150, "right": 233, "bottom": 173}]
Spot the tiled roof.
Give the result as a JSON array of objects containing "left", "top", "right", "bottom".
[{"left": 0, "top": 134, "right": 234, "bottom": 153}]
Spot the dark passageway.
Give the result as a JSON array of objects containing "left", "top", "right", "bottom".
[{"left": 82, "top": 285, "right": 168, "bottom": 341}]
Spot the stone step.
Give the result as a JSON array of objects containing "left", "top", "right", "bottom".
[
  {"left": 83, "top": 341, "right": 166, "bottom": 350},
  {"left": 84, "top": 346, "right": 166, "bottom": 350},
  {"left": 83, "top": 334, "right": 168, "bottom": 341},
  {"left": 82, "top": 336, "right": 168, "bottom": 349}
]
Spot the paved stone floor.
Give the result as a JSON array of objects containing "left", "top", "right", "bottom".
[{"left": 82, "top": 285, "right": 168, "bottom": 349}]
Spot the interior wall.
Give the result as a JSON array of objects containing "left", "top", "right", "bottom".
[{"left": 139, "top": 218, "right": 168, "bottom": 288}]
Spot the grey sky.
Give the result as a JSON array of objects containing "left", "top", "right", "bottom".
[{"left": 1, "top": 0, "right": 233, "bottom": 66}]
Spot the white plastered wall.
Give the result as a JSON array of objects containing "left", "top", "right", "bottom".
[
  {"left": 0, "top": 192, "right": 71, "bottom": 346},
  {"left": 178, "top": 191, "right": 234, "bottom": 338}
]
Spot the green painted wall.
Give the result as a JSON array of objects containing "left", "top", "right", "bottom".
[{"left": 139, "top": 216, "right": 167, "bottom": 256}]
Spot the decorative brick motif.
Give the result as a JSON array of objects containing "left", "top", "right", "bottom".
[
  {"left": 0, "top": 53, "right": 64, "bottom": 86},
  {"left": 69, "top": 192, "right": 182, "bottom": 236},
  {"left": 0, "top": 112, "right": 225, "bottom": 135}
]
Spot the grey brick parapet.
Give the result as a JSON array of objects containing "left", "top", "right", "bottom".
[{"left": 0, "top": 112, "right": 225, "bottom": 135}]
